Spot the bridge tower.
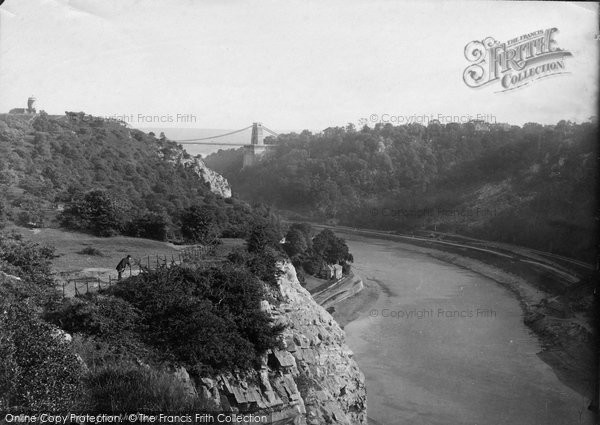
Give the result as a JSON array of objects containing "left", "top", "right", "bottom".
[{"left": 243, "top": 122, "right": 267, "bottom": 167}]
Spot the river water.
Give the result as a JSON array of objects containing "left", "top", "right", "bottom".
[{"left": 342, "top": 235, "right": 593, "bottom": 425}]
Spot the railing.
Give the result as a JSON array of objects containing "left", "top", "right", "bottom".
[
  {"left": 60, "top": 245, "right": 212, "bottom": 297},
  {"left": 61, "top": 276, "right": 115, "bottom": 297}
]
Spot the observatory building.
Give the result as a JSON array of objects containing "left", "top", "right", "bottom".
[{"left": 9, "top": 96, "right": 37, "bottom": 115}]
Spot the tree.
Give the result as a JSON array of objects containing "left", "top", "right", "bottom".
[
  {"left": 312, "top": 229, "right": 353, "bottom": 265},
  {"left": 180, "top": 205, "right": 222, "bottom": 244},
  {"left": 246, "top": 222, "right": 281, "bottom": 254},
  {"left": 283, "top": 228, "right": 309, "bottom": 258},
  {"left": 125, "top": 212, "right": 168, "bottom": 241},
  {"left": 59, "top": 189, "right": 122, "bottom": 236}
]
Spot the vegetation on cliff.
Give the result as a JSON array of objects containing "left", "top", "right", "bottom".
[
  {"left": 0, "top": 111, "right": 297, "bottom": 411},
  {"left": 205, "top": 120, "right": 597, "bottom": 261},
  {"left": 0, "top": 225, "right": 286, "bottom": 411},
  {"left": 0, "top": 112, "right": 271, "bottom": 242}
]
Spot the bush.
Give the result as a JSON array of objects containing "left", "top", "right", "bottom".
[
  {"left": 246, "top": 221, "right": 282, "bottom": 254},
  {"left": 77, "top": 246, "right": 104, "bottom": 256},
  {"left": 45, "top": 295, "right": 141, "bottom": 342},
  {"left": 125, "top": 212, "right": 168, "bottom": 241},
  {"left": 0, "top": 303, "right": 84, "bottom": 410},
  {"left": 107, "top": 265, "right": 284, "bottom": 373},
  {"left": 180, "top": 205, "right": 224, "bottom": 244},
  {"left": 85, "top": 363, "right": 204, "bottom": 412},
  {"left": 0, "top": 232, "right": 55, "bottom": 288},
  {"left": 312, "top": 229, "right": 354, "bottom": 265},
  {"left": 59, "top": 189, "right": 122, "bottom": 236}
]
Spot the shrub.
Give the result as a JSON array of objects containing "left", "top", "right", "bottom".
[
  {"left": 59, "top": 189, "right": 122, "bottom": 236},
  {"left": 85, "top": 363, "right": 204, "bottom": 412},
  {"left": 312, "top": 229, "right": 354, "bottom": 265},
  {"left": 45, "top": 295, "right": 141, "bottom": 342},
  {"left": 107, "top": 265, "right": 284, "bottom": 373},
  {"left": 246, "top": 222, "right": 281, "bottom": 254},
  {"left": 77, "top": 246, "right": 104, "bottom": 256},
  {"left": 0, "top": 302, "right": 84, "bottom": 410},
  {"left": 180, "top": 205, "right": 224, "bottom": 244},
  {"left": 125, "top": 212, "right": 168, "bottom": 241},
  {"left": 0, "top": 232, "right": 55, "bottom": 288},
  {"left": 282, "top": 228, "right": 309, "bottom": 258}
]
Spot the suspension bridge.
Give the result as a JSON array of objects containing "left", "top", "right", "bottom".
[{"left": 172, "top": 122, "right": 278, "bottom": 167}]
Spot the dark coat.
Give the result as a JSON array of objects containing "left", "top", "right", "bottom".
[{"left": 116, "top": 257, "right": 131, "bottom": 272}]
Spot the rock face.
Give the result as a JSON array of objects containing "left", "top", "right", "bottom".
[
  {"left": 193, "top": 261, "right": 367, "bottom": 424},
  {"left": 184, "top": 156, "right": 232, "bottom": 198},
  {"left": 162, "top": 148, "right": 232, "bottom": 198}
]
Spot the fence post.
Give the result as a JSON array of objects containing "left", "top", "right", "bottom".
[
  {"left": 62, "top": 281, "right": 65, "bottom": 297},
  {"left": 86, "top": 281, "right": 89, "bottom": 294},
  {"left": 156, "top": 255, "right": 159, "bottom": 269},
  {"left": 147, "top": 256, "right": 150, "bottom": 270}
]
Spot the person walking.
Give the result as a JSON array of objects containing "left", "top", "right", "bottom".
[{"left": 116, "top": 255, "right": 132, "bottom": 281}]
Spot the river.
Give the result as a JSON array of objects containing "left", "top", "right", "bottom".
[{"left": 342, "top": 234, "right": 593, "bottom": 425}]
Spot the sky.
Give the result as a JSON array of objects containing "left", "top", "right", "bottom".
[{"left": 0, "top": 0, "right": 598, "bottom": 133}]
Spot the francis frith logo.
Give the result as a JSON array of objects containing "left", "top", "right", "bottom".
[{"left": 463, "top": 28, "right": 572, "bottom": 92}]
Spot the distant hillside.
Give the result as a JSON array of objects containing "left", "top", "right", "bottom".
[
  {"left": 205, "top": 121, "right": 598, "bottom": 261},
  {"left": 0, "top": 112, "right": 271, "bottom": 241}
]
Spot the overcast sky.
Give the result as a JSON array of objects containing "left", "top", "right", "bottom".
[{"left": 0, "top": 0, "right": 598, "bottom": 132}]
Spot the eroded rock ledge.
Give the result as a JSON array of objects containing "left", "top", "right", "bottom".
[{"left": 193, "top": 261, "right": 367, "bottom": 424}]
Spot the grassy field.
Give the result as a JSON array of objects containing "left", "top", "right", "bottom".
[{"left": 6, "top": 225, "right": 245, "bottom": 295}]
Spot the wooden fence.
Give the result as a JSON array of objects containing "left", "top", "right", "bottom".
[{"left": 62, "top": 245, "right": 212, "bottom": 297}]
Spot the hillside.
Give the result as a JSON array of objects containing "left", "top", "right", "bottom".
[
  {"left": 205, "top": 121, "right": 598, "bottom": 261},
  {"left": 0, "top": 112, "right": 280, "bottom": 241},
  {"left": 0, "top": 111, "right": 367, "bottom": 422}
]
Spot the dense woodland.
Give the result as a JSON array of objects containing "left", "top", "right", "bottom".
[
  {"left": 0, "top": 112, "right": 279, "bottom": 242},
  {"left": 206, "top": 120, "right": 598, "bottom": 261}
]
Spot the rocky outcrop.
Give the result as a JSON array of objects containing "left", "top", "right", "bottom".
[
  {"left": 182, "top": 156, "right": 232, "bottom": 198},
  {"left": 161, "top": 147, "right": 232, "bottom": 198},
  {"left": 192, "top": 261, "right": 367, "bottom": 424}
]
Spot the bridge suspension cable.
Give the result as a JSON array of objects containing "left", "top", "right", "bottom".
[
  {"left": 174, "top": 125, "right": 253, "bottom": 143},
  {"left": 262, "top": 125, "right": 279, "bottom": 137}
]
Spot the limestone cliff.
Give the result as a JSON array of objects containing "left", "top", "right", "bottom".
[
  {"left": 162, "top": 148, "right": 232, "bottom": 198},
  {"left": 184, "top": 156, "right": 232, "bottom": 199},
  {"left": 193, "top": 261, "right": 367, "bottom": 424}
]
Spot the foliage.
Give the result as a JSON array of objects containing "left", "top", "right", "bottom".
[
  {"left": 84, "top": 363, "right": 205, "bottom": 412},
  {"left": 246, "top": 221, "right": 282, "bottom": 254},
  {"left": 59, "top": 189, "right": 123, "bottom": 236},
  {"left": 45, "top": 295, "right": 142, "bottom": 342},
  {"left": 104, "top": 264, "right": 284, "bottom": 374},
  {"left": 0, "top": 302, "right": 84, "bottom": 410},
  {"left": 312, "top": 229, "right": 354, "bottom": 265},
  {"left": 180, "top": 204, "right": 225, "bottom": 244},
  {"left": 0, "top": 232, "right": 56, "bottom": 291},
  {"left": 125, "top": 211, "right": 168, "bottom": 241},
  {"left": 77, "top": 246, "right": 104, "bottom": 256},
  {"left": 283, "top": 228, "right": 310, "bottom": 258},
  {"left": 206, "top": 120, "right": 598, "bottom": 261}
]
